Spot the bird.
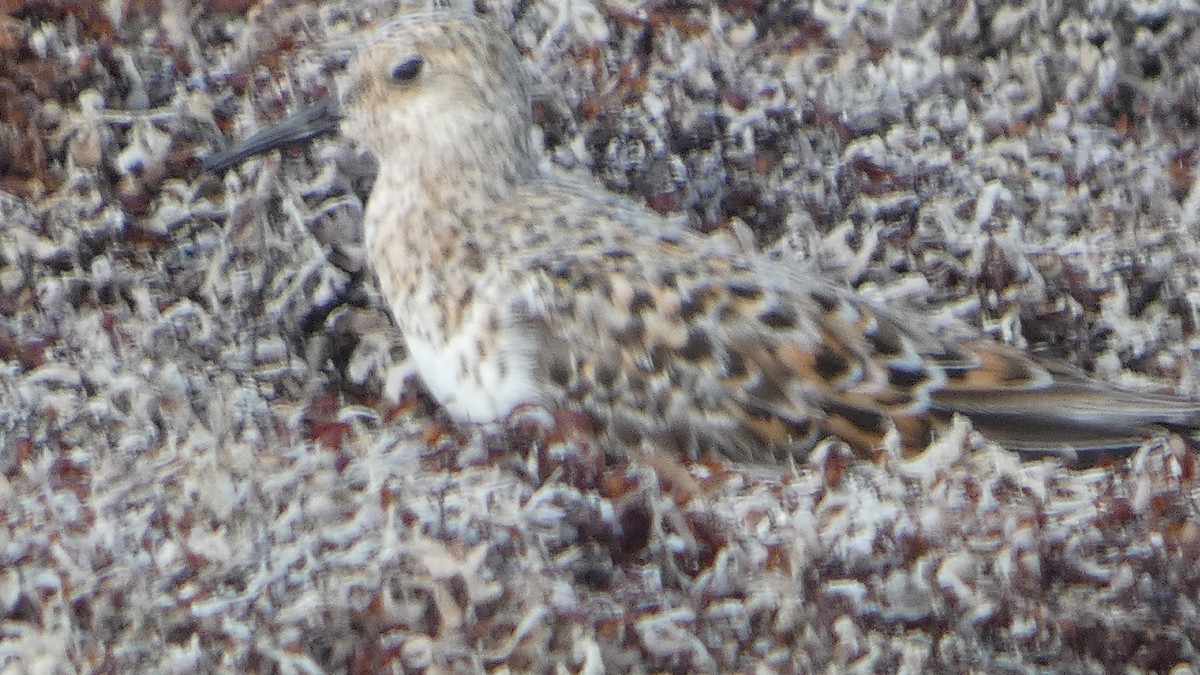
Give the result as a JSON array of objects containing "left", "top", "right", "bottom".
[{"left": 205, "top": 11, "right": 1200, "bottom": 464}]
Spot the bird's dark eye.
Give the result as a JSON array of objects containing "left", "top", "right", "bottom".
[{"left": 390, "top": 56, "right": 424, "bottom": 83}]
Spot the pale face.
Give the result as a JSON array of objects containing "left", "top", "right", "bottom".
[
  {"left": 339, "top": 15, "right": 532, "bottom": 166},
  {"left": 202, "top": 13, "right": 532, "bottom": 175}
]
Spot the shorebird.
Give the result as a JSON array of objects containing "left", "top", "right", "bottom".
[{"left": 205, "top": 11, "right": 1200, "bottom": 463}]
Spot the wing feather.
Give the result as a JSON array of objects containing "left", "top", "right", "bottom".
[{"left": 509, "top": 182, "right": 1200, "bottom": 462}]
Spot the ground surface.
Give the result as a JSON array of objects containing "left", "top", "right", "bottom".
[{"left": 3, "top": 0, "right": 1200, "bottom": 671}]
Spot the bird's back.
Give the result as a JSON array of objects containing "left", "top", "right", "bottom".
[{"left": 499, "top": 178, "right": 1200, "bottom": 462}]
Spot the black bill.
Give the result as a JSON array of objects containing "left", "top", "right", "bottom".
[{"left": 203, "top": 96, "right": 343, "bottom": 173}]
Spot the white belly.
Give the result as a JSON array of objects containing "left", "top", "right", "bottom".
[{"left": 402, "top": 304, "right": 541, "bottom": 424}]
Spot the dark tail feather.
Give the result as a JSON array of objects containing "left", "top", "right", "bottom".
[{"left": 933, "top": 380, "right": 1200, "bottom": 462}]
